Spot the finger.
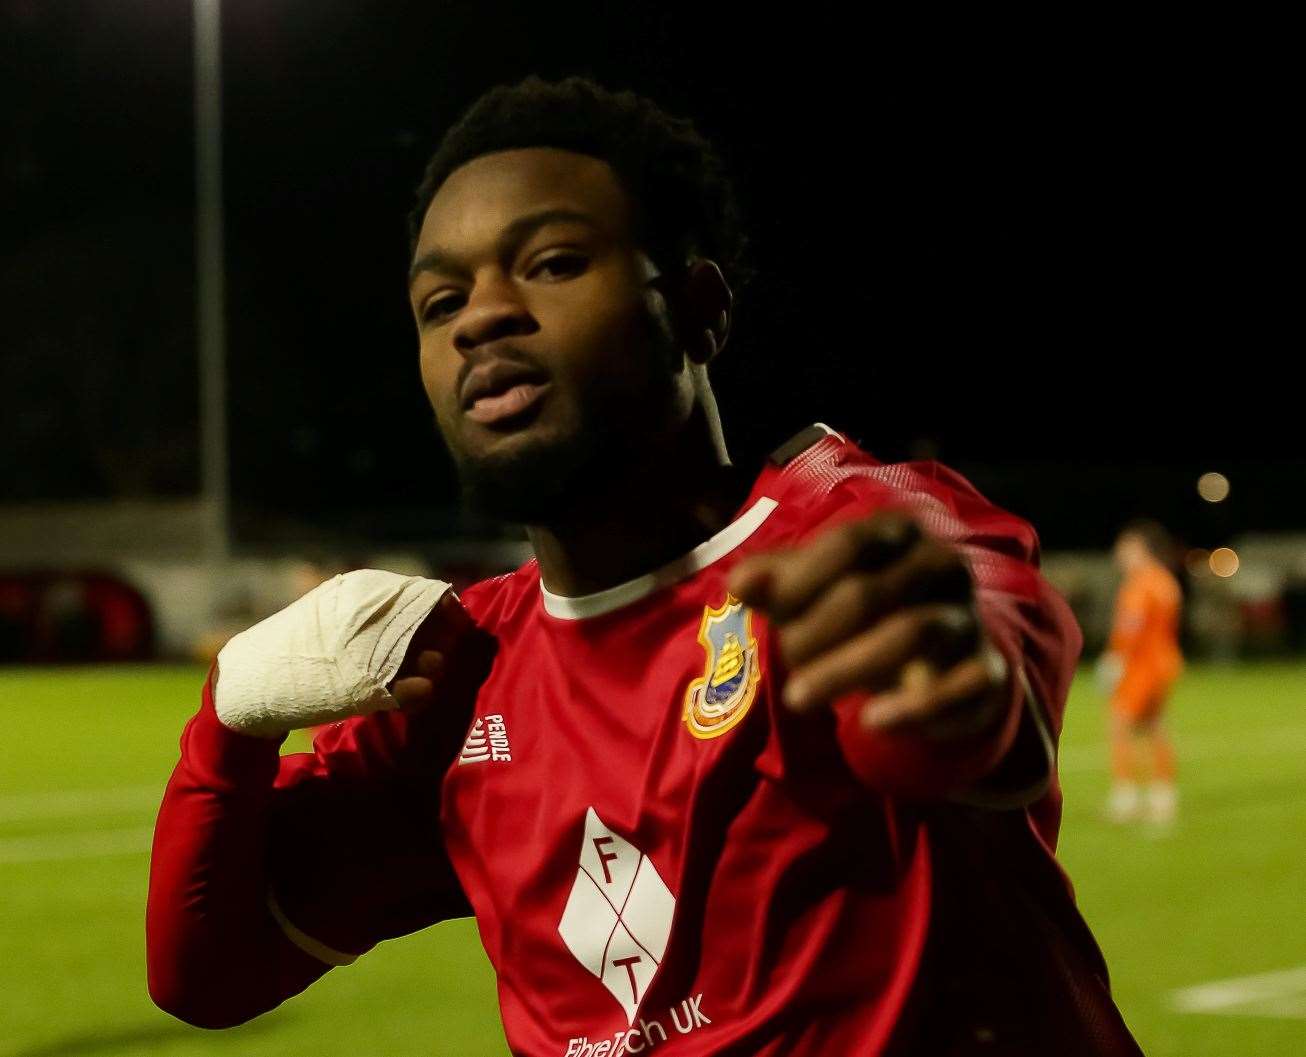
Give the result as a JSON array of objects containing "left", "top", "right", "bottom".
[
  {"left": 777, "top": 548, "right": 974, "bottom": 668},
  {"left": 391, "top": 675, "right": 436, "bottom": 710},
  {"left": 758, "top": 514, "right": 924, "bottom": 623},
  {"left": 860, "top": 647, "right": 1010, "bottom": 739},
  {"left": 727, "top": 557, "right": 777, "bottom": 608},
  {"left": 415, "top": 649, "right": 444, "bottom": 680},
  {"left": 783, "top": 604, "right": 978, "bottom": 711},
  {"left": 776, "top": 572, "right": 881, "bottom": 667},
  {"left": 729, "top": 515, "right": 927, "bottom": 619},
  {"left": 390, "top": 650, "right": 444, "bottom": 710}
]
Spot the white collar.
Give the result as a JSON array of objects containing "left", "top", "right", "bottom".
[{"left": 540, "top": 496, "right": 779, "bottom": 620}]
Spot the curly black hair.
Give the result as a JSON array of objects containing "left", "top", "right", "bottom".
[{"left": 408, "top": 75, "right": 754, "bottom": 298}]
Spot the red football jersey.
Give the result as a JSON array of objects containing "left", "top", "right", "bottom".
[{"left": 147, "top": 425, "right": 1142, "bottom": 1056}]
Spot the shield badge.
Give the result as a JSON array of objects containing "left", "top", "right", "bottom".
[{"left": 684, "top": 594, "right": 761, "bottom": 739}]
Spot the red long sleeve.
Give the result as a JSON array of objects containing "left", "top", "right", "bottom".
[
  {"left": 147, "top": 670, "right": 473, "bottom": 1029},
  {"left": 146, "top": 672, "right": 327, "bottom": 1028},
  {"left": 809, "top": 461, "right": 1081, "bottom": 811}
]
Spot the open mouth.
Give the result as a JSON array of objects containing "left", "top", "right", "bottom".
[
  {"left": 459, "top": 358, "right": 553, "bottom": 429},
  {"left": 464, "top": 380, "right": 552, "bottom": 426}
]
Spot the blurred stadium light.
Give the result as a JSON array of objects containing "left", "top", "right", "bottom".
[
  {"left": 1197, "top": 472, "right": 1231, "bottom": 503},
  {"left": 1209, "top": 547, "right": 1240, "bottom": 579}
]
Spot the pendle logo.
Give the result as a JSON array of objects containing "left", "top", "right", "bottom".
[
  {"left": 458, "top": 714, "right": 512, "bottom": 765},
  {"left": 557, "top": 808, "right": 676, "bottom": 1024}
]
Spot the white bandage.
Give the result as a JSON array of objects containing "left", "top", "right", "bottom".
[{"left": 215, "top": 570, "right": 453, "bottom": 738}]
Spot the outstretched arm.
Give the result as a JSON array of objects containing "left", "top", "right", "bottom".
[{"left": 730, "top": 465, "right": 1081, "bottom": 805}]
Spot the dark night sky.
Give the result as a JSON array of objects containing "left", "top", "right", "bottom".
[{"left": 3, "top": 1, "right": 1297, "bottom": 551}]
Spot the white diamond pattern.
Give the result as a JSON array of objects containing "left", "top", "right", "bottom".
[{"left": 557, "top": 807, "right": 676, "bottom": 1024}]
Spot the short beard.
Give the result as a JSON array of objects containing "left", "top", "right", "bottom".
[
  {"left": 451, "top": 420, "right": 613, "bottom": 522},
  {"left": 449, "top": 309, "right": 683, "bottom": 526}
]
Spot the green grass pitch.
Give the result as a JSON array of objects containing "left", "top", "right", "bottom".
[{"left": 1, "top": 662, "right": 1303, "bottom": 1056}]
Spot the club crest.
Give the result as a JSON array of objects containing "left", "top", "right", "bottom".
[{"left": 684, "top": 594, "right": 761, "bottom": 740}]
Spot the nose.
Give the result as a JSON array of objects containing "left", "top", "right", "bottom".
[{"left": 451, "top": 272, "right": 537, "bottom": 354}]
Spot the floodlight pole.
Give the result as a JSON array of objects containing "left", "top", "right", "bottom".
[{"left": 194, "top": 0, "right": 230, "bottom": 568}]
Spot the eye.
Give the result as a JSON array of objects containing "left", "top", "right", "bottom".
[
  {"left": 529, "top": 252, "right": 588, "bottom": 280},
  {"left": 421, "top": 292, "right": 465, "bottom": 325}
]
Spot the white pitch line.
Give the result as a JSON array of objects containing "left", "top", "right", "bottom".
[
  {"left": 0, "top": 826, "right": 155, "bottom": 865},
  {"left": 1171, "top": 964, "right": 1306, "bottom": 1020},
  {"left": 0, "top": 786, "right": 161, "bottom": 823}
]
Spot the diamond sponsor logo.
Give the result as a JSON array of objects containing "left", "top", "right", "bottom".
[{"left": 557, "top": 807, "right": 676, "bottom": 1024}]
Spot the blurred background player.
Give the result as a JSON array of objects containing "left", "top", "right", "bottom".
[{"left": 1098, "top": 521, "right": 1184, "bottom": 825}]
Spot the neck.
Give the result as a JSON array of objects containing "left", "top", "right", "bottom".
[{"left": 528, "top": 402, "right": 751, "bottom": 598}]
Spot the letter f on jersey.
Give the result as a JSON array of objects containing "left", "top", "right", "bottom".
[{"left": 557, "top": 808, "right": 676, "bottom": 1024}]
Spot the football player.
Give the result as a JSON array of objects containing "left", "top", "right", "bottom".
[
  {"left": 148, "top": 76, "right": 1142, "bottom": 1056},
  {"left": 1099, "top": 521, "right": 1183, "bottom": 825}
]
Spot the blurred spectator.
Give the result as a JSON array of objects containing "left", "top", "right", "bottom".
[
  {"left": 0, "top": 572, "right": 153, "bottom": 663},
  {"left": 1097, "top": 522, "right": 1183, "bottom": 828}
]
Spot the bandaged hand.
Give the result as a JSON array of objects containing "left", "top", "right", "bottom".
[{"left": 214, "top": 570, "right": 455, "bottom": 738}]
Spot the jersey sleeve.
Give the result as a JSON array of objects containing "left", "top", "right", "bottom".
[
  {"left": 795, "top": 459, "right": 1082, "bottom": 808},
  {"left": 147, "top": 666, "right": 473, "bottom": 1029}
]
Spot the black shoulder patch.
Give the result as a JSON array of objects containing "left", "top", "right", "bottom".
[{"left": 769, "top": 424, "right": 836, "bottom": 466}]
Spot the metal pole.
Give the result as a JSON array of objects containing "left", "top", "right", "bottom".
[{"left": 194, "top": 0, "right": 229, "bottom": 567}]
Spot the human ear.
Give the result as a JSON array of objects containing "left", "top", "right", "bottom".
[{"left": 682, "top": 259, "right": 732, "bottom": 366}]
